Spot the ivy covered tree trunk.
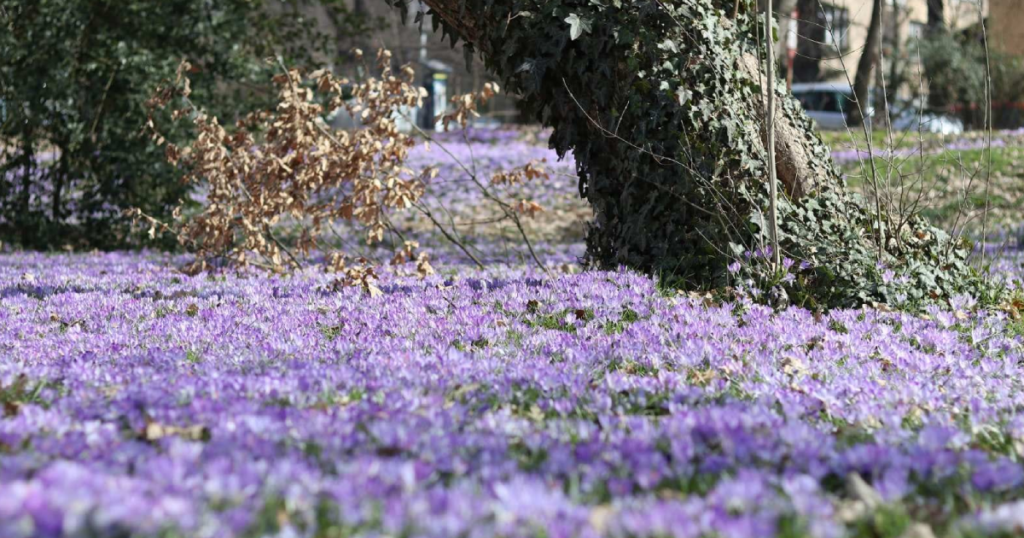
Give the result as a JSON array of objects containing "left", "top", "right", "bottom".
[{"left": 387, "top": 0, "right": 986, "bottom": 308}]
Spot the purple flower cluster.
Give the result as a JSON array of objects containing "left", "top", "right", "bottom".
[
  {"left": 3, "top": 251, "right": 1024, "bottom": 537},
  {"left": 315, "top": 132, "right": 592, "bottom": 267},
  {"left": 5, "top": 125, "right": 1024, "bottom": 537},
  {"left": 405, "top": 135, "right": 581, "bottom": 222},
  {"left": 429, "top": 127, "right": 535, "bottom": 145}
]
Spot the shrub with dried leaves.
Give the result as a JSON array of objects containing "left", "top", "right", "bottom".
[
  {"left": 133, "top": 50, "right": 557, "bottom": 289},
  {"left": 438, "top": 81, "right": 499, "bottom": 132},
  {"left": 132, "top": 50, "right": 435, "bottom": 277},
  {"left": 491, "top": 159, "right": 549, "bottom": 219},
  {"left": 489, "top": 158, "right": 548, "bottom": 187}
]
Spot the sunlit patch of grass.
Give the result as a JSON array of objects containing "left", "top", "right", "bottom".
[{"left": 838, "top": 143, "right": 1024, "bottom": 235}]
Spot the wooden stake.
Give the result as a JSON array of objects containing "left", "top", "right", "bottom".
[{"left": 765, "top": 0, "right": 781, "bottom": 269}]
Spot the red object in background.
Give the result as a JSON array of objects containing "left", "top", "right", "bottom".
[{"left": 951, "top": 102, "right": 1024, "bottom": 112}]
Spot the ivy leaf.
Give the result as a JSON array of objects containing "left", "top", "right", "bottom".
[
  {"left": 564, "top": 14, "right": 592, "bottom": 41},
  {"left": 675, "top": 87, "right": 692, "bottom": 105}
]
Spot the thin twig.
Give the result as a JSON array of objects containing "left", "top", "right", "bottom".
[
  {"left": 89, "top": 66, "right": 120, "bottom": 140},
  {"left": 875, "top": 6, "right": 897, "bottom": 246},
  {"left": 413, "top": 201, "right": 486, "bottom": 269},
  {"left": 265, "top": 225, "right": 304, "bottom": 270},
  {"left": 561, "top": 79, "right": 687, "bottom": 168},
  {"left": 561, "top": 75, "right": 753, "bottom": 261},
  {"left": 403, "top": 116, "right": 552, "bottom": 276},
  {"left": 978, "top": 4, "right": 994, "bottom": 265},
  {"left": 456, "top": 128, "right": 541, "bottom": 267}
]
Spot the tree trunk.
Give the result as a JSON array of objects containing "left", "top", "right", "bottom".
[
  {"left": 850, "top": 0, "right": 882, "bottom": 127},
  {"left": 927, "top": 0, "right": 945, "bottom": 33},
  {"left": 885, "top": 0, "right": 903, "bottom": 120},
  {"left": 398, "top": 0, "right": 818, "bottom": 196},
  {"left": 385, "top": 0, "right": 983, "bottom": 307},
  {"left": 924, "top": 0, "right": 949, "bottom": 112},
  {"left": 793, "top": 0, "right": 826, "bottom": 83}
]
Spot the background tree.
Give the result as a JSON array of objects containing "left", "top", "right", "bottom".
[
  {"left": 919, "top": 27, "right": 1024, "bottom": 128},
  {"left": 384, "top": 0, "right": 987, "bottom": 307},
  {"left": 923, "top": 0, "right": 951, "bottom": 111},
  {"left": 791, "top": 0, "right": 836, "bottom": 83},
  {"left": 0, "top": 0, "right": 374, "bottom": 250},
  {"left": 927, "top": 0, "right": 945, "bottom": 34},
  {"left": 849, "top": 0, "right": 882, "bottom": 126},
  {"left": 883, "top": 0, "right": 905, "bottom": 122}
]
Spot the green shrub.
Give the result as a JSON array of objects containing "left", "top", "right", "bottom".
[
  {"left": 919, "top": 29, "right": 1024, "bottom": 128},
  {"left": 0, "top": 0, "right": 375, "bottom": 250}
]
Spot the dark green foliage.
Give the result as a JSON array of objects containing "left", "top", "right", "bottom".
[
  {"left": 919, "top": 30, "right": 1024, "bottom": 129},
  {"left": 388, "top": 0, "right": 989, "bottom": 308},
  {"left": 0, "top": 0, "right": 375, "bottom": 250}
]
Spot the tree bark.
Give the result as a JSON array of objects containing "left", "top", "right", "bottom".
[
  {"left": 737, "top": 52, "right": 818, "bottom": 198},
  {"left": 850, "top": 0, "right": 882, "bottom": 127}
]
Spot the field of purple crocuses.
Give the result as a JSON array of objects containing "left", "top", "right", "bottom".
[{"left": 4, "top": 132, "right": 1024, "bottom": 538}]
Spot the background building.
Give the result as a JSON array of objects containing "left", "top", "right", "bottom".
[
  {"left": 779, "top": 0, "right": 1024, "bottom": 126},
  {"left": 789, "top": 0, "right": 989, "bottom": 85},
  {"left": 990, "top": 0, "right": 1024, "bottom": 57},
  {"left": 296, "top": 0, "right": 1020, "bottom": 127}
]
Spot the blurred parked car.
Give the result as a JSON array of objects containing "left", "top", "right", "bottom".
[
  {"left": 791, "top": 82, "right": 872, "bottom": 130},
  {"left": 890, "top": 104, "right": 964, "bottom": 135}
]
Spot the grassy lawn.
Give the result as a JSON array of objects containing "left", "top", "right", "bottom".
[{"left": 822, "top": 129, "right": 1024, "bottom": 238}]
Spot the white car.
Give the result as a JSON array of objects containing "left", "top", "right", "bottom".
[
  {"left": 791, "top": 82, "right": 872, "bottom": 130},
  {"left": 891, "top": 106, "right": 964, "bottom": 135}
]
